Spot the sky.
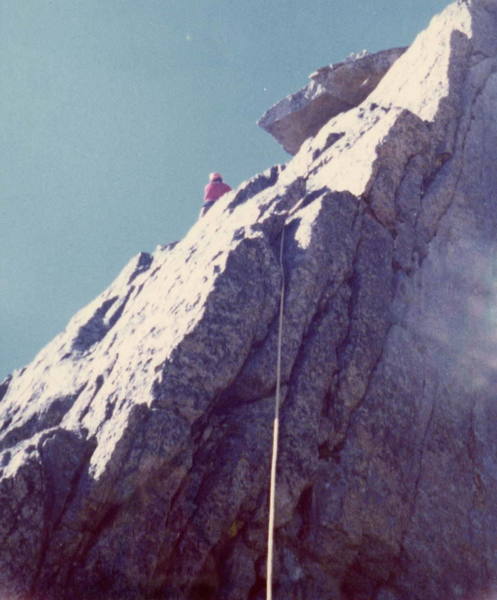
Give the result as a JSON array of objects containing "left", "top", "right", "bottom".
[{"left": 1, "top": 0, "right": 450, "bottom": 380}]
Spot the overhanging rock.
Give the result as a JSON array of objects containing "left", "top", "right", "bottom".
[{"left": 257, "top": 47, "right": 406, "bottom": 154}]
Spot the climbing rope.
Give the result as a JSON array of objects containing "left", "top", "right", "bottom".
[{"left": 266, "top": 224, "right": 286, "bottom": 600}]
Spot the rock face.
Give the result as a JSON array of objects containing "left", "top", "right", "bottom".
[
  {"left": 257, "top": 47, "right": 406, "bottom": 154},
  {"left": 3, "top": 1, "right": 497, "bottom": 598}
]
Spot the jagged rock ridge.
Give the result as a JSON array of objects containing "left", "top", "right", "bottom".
[
  {"left": 3, "top": 1, "right": 497, "bottom": 598},
  {"left": 257, "top": 46, "right": 406, "bottom": 155}
]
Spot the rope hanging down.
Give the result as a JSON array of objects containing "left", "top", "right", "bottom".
[{"left": 266, "top": 225, "right": 286, "bottom": 600}]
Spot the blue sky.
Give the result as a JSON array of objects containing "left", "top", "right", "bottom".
[{"left": 1, "top": 0, "right": 449, "bottom": 379}]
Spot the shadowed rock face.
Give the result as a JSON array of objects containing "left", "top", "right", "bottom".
[
  {"left": 3, "top": 1, "right": 497, "bottom": 599},
  {"left": 257, "top": 47, "right": 406, "bottom": 154}
]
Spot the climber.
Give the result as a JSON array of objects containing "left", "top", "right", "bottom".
[{"left": 200, "top": 172, "right": 232, "bottom": 217}]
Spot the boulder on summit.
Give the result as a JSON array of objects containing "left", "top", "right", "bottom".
[{"left": 257, "top": 47, "right": 406, "bottom": 154}]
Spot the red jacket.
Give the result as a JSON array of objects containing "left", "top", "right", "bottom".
[{"left": 203, "top": 181, "right": 232, "bottom": 204}]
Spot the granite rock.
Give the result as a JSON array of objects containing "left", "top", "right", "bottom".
[
  {"left": 257, "top": 47, "right": 406, "bottom": 154},
  {"left": 3, "top": 1, "right": 497, "bottom": 599}
]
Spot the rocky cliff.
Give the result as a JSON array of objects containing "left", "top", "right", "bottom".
[
  {"left": 3, "top": 1, "right": 497, "bottom": 598},
  {"left": 257, "top": 46, "right": 406, "bottom": 155}
]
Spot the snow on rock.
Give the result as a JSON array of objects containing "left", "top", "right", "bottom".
[{"left": 3, "top": 1, "right": 497, "bottom": 598}]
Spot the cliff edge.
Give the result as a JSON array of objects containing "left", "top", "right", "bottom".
[{"left": 2, "top": 1, "right": 497, "bottom": 598}]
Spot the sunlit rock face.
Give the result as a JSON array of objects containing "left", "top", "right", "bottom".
[
  {"left": 257, "top": 47, "right": 406, "bottom": 154},
  {"left": 3, "top": 1, "right": 497, "bottom": 599}
]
